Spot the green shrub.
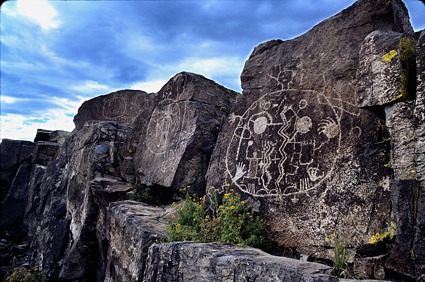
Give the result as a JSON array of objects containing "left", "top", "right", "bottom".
[
  {"left": 165, "top": 186, "right": 273, "bottom": 251},
  {"left": 325, "top": 231, "right": 349, "bottom": 277},
  {"left": 129, "top": 178, "right": 156, "bottom": 204},
  {"left": 6, "top": 266, "right": 45, "bottom": 282}
]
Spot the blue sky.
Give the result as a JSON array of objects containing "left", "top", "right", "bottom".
[{"left": 1, "top": 0, "right": 424, "bottom": 141}]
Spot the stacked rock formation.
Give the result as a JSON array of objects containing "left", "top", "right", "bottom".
[{"left": 0, "top": 0, "right": 424, "bottom": 280}]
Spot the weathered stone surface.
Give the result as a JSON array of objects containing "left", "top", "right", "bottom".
[
  {"left": 135, "top": 72, "right": 238, "bottom": 194},
  {"left": 352, "top": 255, "right": 386, "bottom": 280},
  {"left": 116, "top": 92, "right": 157, "bottom": 182},
  {"left": 357, "top": 30, "right": 415, "bottom": 109},
  {"left": 385, "top": 101, "right": 416, "bottom": 179},
  {"left": 143, "top": 242, "right": 337, "bottom": 282},
  {"left": 97, "top": 201, "right": 170, "bottom": 282},
  {"left": 385, "top": 180, "right": 416, "bottom": 278},
  {"left": 73, "top": 89, "right": 153, "bottom": 130},
  {"left": 413, "top": 29, "right": 425, "bottom": 281},
  {"left": 31, "top": 142, "right": 61, "bottom": 166},
  {"left": 0, "top": 162, "right": 32, "bottom": 241},
  {"left": 0, "top": 139, "right": 35, "bottom": 202},
  {"left": 28, "top": 121, "right": 133, "bottom": 280},
  {"left": 207, "top": 0, "right": 412, "bottom": 252},
  {"left": 22, "top": 73, "right": 237, "bottom": 280},
  {"left": 24, "top": 164, "right": 48, "bottom": 240},
  {"left": 34, "top": 129, "right": 71, "bottom": 144},
  {"left": 91, "top": 177, "right": 132, "bottom": 207},
  {"left": 26, "top": 155, "right": 70, "bottom": 279}
]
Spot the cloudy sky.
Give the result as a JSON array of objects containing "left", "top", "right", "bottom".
[{"left": 1, "top": 0, "right": 424, "bottom": 141}]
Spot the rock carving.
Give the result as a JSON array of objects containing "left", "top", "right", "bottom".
[{"left": 226, "top": 67, "right": 342, "bottom": 197}]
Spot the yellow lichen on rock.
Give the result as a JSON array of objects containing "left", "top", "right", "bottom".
[{"left": 381, "top": 49, "right": 398, "bottom": 62}]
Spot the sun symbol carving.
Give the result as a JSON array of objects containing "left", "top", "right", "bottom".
[{"left": 318, "top": 118, "right": 339, "bottom": 139}]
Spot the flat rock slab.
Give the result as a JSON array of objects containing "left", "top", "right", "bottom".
[
  {"left": 99, "top": 201, "right": 171, "bottom": 282},
  {"left": 144, "top": 242, "right": 337, "bottom": 282}
]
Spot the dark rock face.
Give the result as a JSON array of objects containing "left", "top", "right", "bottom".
[
  {"left": 135, "top": 72, "right": 238, "bottom": 194},
  {"left": 28, "top": 121, "right": 132, "bottom": 280},
  {"left": 33, "top": 128, "right": 72, "bottom": 144},
  {"left": 0, "top": 133, "right": 70, "bottom": 278},
  {"left": 0, "top": 139, "right": 35, "bottom": 203},
  {"left": 97, "top": 201, "right": 169, "bottom": 282},
  {"left": 207, "top": 0, "right": 412, "bottom": 255},
  {"left": 73, "top": 89, "right": 153, "bottom": 130},
  {"left": 0, "top": 162, "right": 32, "bottom": 241},
  {"left": 0, "top": 136, "right": 65, "bottom": 241},
  {"left": 413, "top": 30, "right": 425, "bottom": 281},
  {"left": 144, "top": 242, "right": 337, "bottom": 282},
  {"left": 2, "top": 1, "right": 424, "bottom": 280},
  {"left": 23, "top": 73, "right": 238, "bottom": 280}
]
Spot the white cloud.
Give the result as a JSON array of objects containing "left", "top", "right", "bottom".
[
  {"left": 71, "top": 81, "right": 110, "bottom": 93},
  {"left": 0, "top": 95, "right": 30, "bottom": 104},
  {"left": 16, "top": 0, "right": 61, "bottom": 31},
  {"left": 130, "top": 80, "right": 167, "bottom": 93},
  {"left": 175, "top": 56, "right": 244, "bottom": 78},
  {"left": 0, "top": 96, "right": 90, "bottom": 141},
  {"left": 0, "top": 112, "right": 74, "bottom": 141}
]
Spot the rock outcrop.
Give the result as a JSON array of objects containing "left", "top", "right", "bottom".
[
  {"left": 134, "top": 72, "right": 238, "bottom": 195},
  {"left": 28, "top": 121, "right": 133, "bottom": 280},
  {"left": 73, "top": 90, "right": 153, "bottom": 131},
  {"left": 0, "top": 139, "right": 35, "bottom": 204},
  {"left": 97, "top": 201, "right": 170, "bottom": 282},
  {"left": 1, "top": 0, "right": 424, "bottom": 281},
  {"left": 144, "top": 242, "right": 337, "bottom": 282},
  {"left": 0, "top": 130, "right": 70, "bottom": 279},
  {"left": 8, "top": 72, "right": 238, "bottom": 280},
  {"left": 206, "top": 0, "right": 423, "bottom": 279}
]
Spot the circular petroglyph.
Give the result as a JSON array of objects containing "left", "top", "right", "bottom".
[
  {"left": 253, "top": 116, "right": 269, "bottom": 134},
  {"left": 295, "top": 116, "right": 312, "bottom": 134},
  {"left": 225, "top": 90, "right": 341, "bottom": 197},
  {"left": 103, "top": 97, "right": 126, "bottom": 119}
]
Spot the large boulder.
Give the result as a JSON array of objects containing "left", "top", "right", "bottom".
[
  {"left": 135, "top": 72, "right": 238, "bottom": 194},
  {"left": 207, "top": 0, "right": 413, "bottom": 259},
  {"left": 73, "top": 89, "right": 153, "bottom": 130}
]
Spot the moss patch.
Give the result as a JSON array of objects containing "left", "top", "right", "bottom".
[{"left": 398, "top": 37, "right": 416, "bottom": 101}]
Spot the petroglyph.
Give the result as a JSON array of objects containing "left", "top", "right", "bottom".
[
  {"left": 102, "top": 96, "right": 126, "bottom": 119},
  {"left": 145, "top": 74, "right": 196, "bottom": 173},
  {"left": 226, "top": 67, "right": 344, "bottom": 197}
]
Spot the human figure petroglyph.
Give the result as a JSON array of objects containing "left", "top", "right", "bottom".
[{"left": 145, "top": 74, "right": 196, "bottom": 176}]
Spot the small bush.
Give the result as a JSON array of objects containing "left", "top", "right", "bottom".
[
  {"left": 325, "top": 231, "right": 349, "bottom": 277},
  {"left": 6, "top": 266, "right": 45, "bottom": 282},
  {"left": 165, "top": 186, "right": 274, "bottom": 251},
  {"left": 130, "top": 180, "right": 157, "bottom": 204}
]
